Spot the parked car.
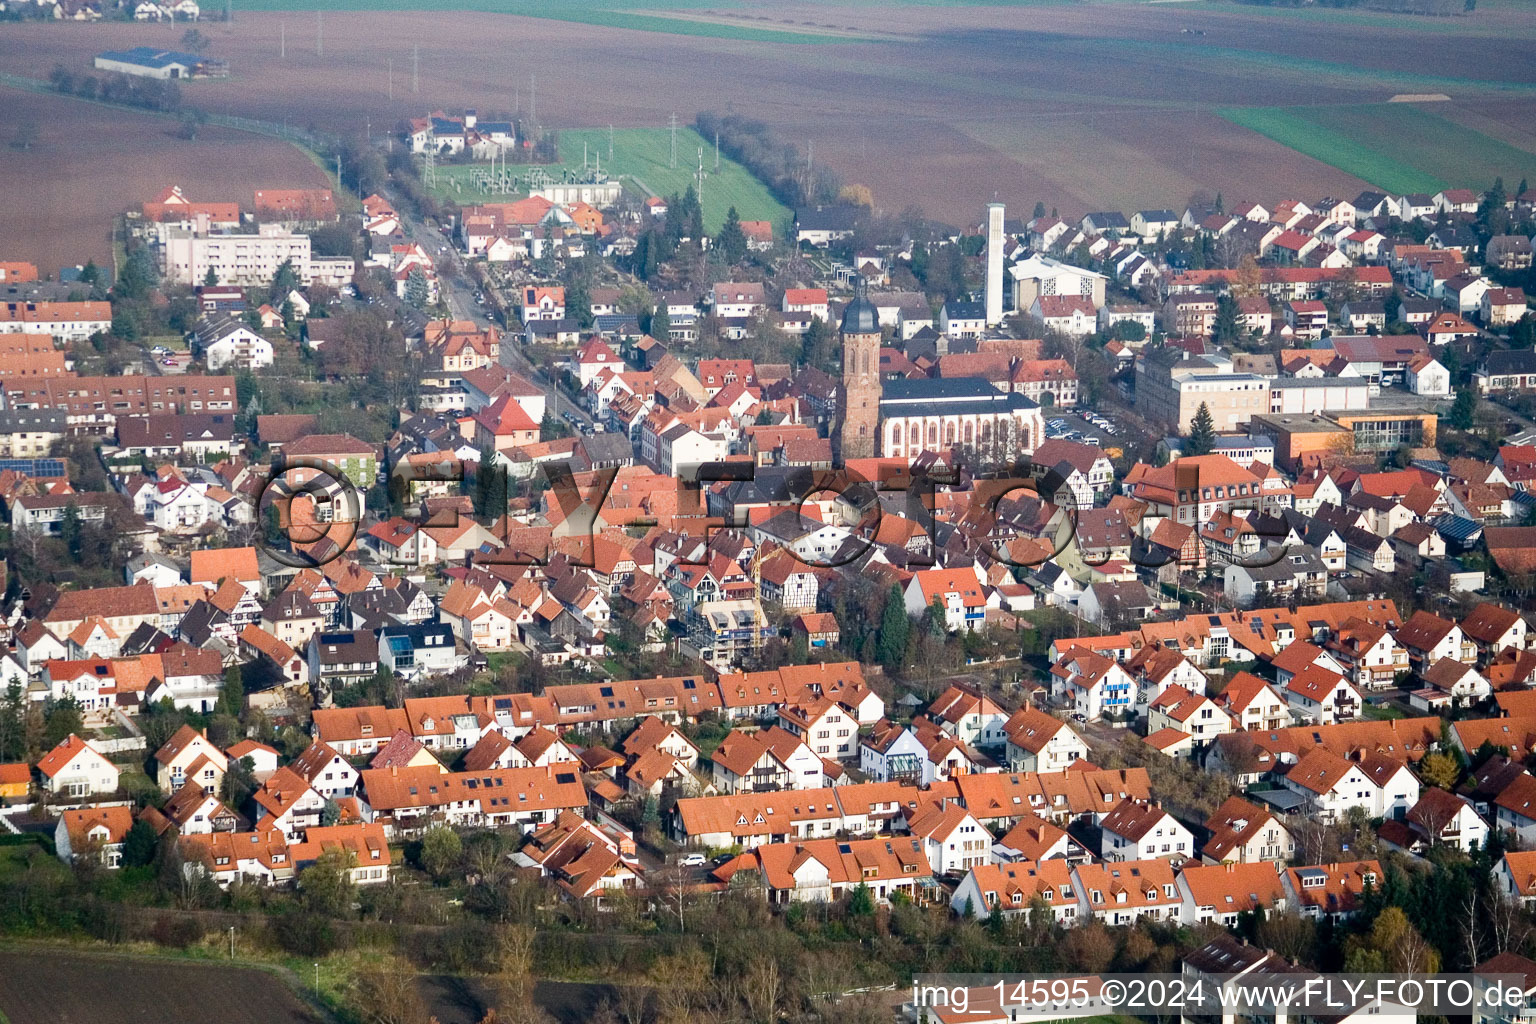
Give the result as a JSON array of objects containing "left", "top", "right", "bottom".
[{"left": 678, "top": 853, "right": 707, "bottom": 868}]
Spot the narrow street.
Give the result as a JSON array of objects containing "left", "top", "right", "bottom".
[{"left": 398, "top": 202, "right": 594, "bottom": 429}]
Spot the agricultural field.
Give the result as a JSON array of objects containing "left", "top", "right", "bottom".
[
  {"left": 0, "top": 84, "right": 332, "bottom": 274},
  {"left": 0, "top": 0, "right": 1534, "bottom": 231},
  {"left": 429, "top": 127, "right": 788, "bottom": 233},
  {"left": 229, "top": 0, "right": 865, "bottom": 42},
  {"left": 0, "top": 950, "right": 321, "bottom": 1024},
  {"left": 1220, "top": 103, "right": 1536, "bottom": 194}
]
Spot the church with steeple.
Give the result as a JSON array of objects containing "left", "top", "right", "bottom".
[
  {"left": 834, "top": 276, "right": 1043, "bottom": 464},
  {"left": 836, "top": 276, "right": 882, "bottom": 461}
]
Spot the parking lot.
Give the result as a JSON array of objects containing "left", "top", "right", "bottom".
[{"left": 1043, "top": 407, "right": 1123, "bottom": 448}]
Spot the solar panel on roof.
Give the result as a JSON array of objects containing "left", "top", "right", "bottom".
[{"left": 0, "top": 458, "right": 64, "bottom": 477}]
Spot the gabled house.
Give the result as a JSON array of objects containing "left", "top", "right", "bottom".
[
  {"left": 1202, "top": 796, "right": 1294, "bottom": 864},
  {"left": 1283, "top": 860, "right": 1380, "bottom": 920},
  {"left": 37, "top": 734, "right": 119, "bottom": 797},
  {"left": 1099, "top": 798, "right": 1193, "bottom": 863},
  {"left": 1002, "top": 707, "right": 1088, "bottom": 773}
]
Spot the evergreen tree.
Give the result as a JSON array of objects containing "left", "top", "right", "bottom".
[
  {"left": 566, "top": 277, "right": 593, "bottom": 329},
  {"left": 269, "top": 259, "right": 299, "bottom": 304},
  {"left": 682, "top": 185, "right": 704, "bottom": 241},
  {"left": 1186, "top": 402, "right": 1216, "bottom": 456},
  {"left": 1213, "top": 294, "right": 1240, "bottom": 343},
  {"left": 877, "top": 583, "right": 910, "bottom": 669},
  {"left": 1032, "top": 201, "right": 1046, "bottom": 220},
  {"left": 404, "top": 267, "right": 430, "bottom": 309},
  {"left": 121, "top": 820, "right": 158, "bottom": 868},
  {"left": 1450, "top": 388, "right": 1477, "bottom": 431},
  {"left": 59, "top": 502, "right": 83, "bottom": 561},
  {"left": 1384, "top": 289, "right": 1402, "bottom": 324},
  {"left": 927, "top": 596, "right": 948, "bottom": 637},
  {"left": 799, "top": 315, "right": 833, "bottom": 369},
  {"left": 715, "top": 206, "right": 747, "bottom": 265},
  {"left": 219, "top": 665, "right": 244, "bottom": 717},
  {"left": 78, "top": 260, "right": 101, "bottom": 288},
  {"left": 649, "top": 303, "right": 670, "bottom": 341},
  {"left": 203, "top": 265, "right": 218, "bottom": 287}
]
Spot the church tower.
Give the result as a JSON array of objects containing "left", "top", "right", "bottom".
[{"left": 837, "top": 276, "right": 882, "bottom": 461}]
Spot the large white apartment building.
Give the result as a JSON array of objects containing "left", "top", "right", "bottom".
[{"left": 161, "top": 222, "right": 354, "bottom": 288}]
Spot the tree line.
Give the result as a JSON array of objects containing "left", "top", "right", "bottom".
[
  {"left": 49, "top": 65, "right": 183, "bottom": 113},
  {"left": 694, "top": 111, "right": 843, "bottom": 210}
]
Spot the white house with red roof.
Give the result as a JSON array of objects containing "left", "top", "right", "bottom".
[
  {"left": 472, "top": 394, "right": 540, "bottom": 452},
  {"left": 781, "top": 288, "right": 829, "bottom": 321},
  {"left": 927, "top": 683, "right": 1009, "bottom": 747},
  {"left": 522, "top": 285, "right": 565, "bottom": 322},
  {"left": 1177, "top": 861, "right": 1288, "bottom": 926},
  {"left": 1146, "top": 686, "right": 1231, "bottom": 748},
  {"left": 777, "top": 698, "right": 859, "bottom": 761},
  {"left": 1002, "top": 706, "right": 1088, "bottom": 773},
  {"left": 38, "top": 734, "right": 119, "bottom": 797},
  {"left": 1072, "top": 858, "right": 1182, "bottom": 925},
  {"left": 54, "top": 806, "right": 134, "bottom": 868},
  {"left": 951, "top": 859, "right": 1078, "bottom": 923},
  {"left": 1051, "top": 651, "right": 1137, "bottom": 721},
  {"left": 1282, "top": 663, "right": 1363, "bottom": 725},
  {"left": 251, "top": 766, "right": 326, "bottom": 839},
  {"left": 154, "top": 724, "right": 228, "bottom": 793},
  {"left": 906, "top": 802, "right": 990, "bottom": 876},
  {"left": 1099, "top": 798, "right": 1194, "bottom": 862},
  {"left": 569, "top": 337, "right": 621, "bottom": 387},
  {"left": 904, "top": 566, "right": 995, "bottom": 633}
]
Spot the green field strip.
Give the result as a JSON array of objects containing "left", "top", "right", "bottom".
[
  {"left": 1219, "top": 102, "right": 1536, "bottom": 192},
  {"left": 430, "top": 127, "right": 788, "bottom": 234},
  {"left": 231, "top": 0, "right": 846, "bottom": 41},
  {"left": 1219, "top": 106, "right": 1446, "bottom": 193}
]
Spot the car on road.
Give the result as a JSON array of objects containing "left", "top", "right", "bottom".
[{"left": 677, "top": 853, "right": 707, "bottom": 868}]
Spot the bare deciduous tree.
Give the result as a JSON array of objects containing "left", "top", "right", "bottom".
[
  {"left": 352, "top": 957, "right": 430, "bottom": 1024},
  {"left": 738, "top": 954, "right": 781, "bottom": 1024}
]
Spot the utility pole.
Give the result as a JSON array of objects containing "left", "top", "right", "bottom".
[
  {"left": 412, "top": 44, "right": 419, "bottom": 94},
  {"left": 315, "top": 10, "right": 323, "bottom": 57},
  {"left": 229, "top": 926, "right": 235, "bottom": 959},
  {"left": 669, "top": 112, "right": 677, "bottom": 169},
  {"left": 335, "top": 152, "right": 342, "bottom": 191},
  {"left": 529, "top": 73, "right": 536, "bottom": 126},
  {"left": 387, "top": 58, "right": 392, "bottom": 101},
  {"left": 608, "top": 124, "right": 613, "bottom": 161},
  {"left": 279, "top": 20, "right": 284, "bottom": 58},
  {"left": 714, "top": 130, "right": 719, "bottom": 171}
]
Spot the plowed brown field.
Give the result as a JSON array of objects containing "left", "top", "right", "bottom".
[{"left": 1, "top": 0, "right": 1532, "bottom": 235}]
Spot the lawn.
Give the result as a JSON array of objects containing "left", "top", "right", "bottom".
[
  {"left": 430, "top": 127, "right": 789, "bottom": 234},
  {"left": 1219, "top": 102, "right": 1536, "bottom": 193}
]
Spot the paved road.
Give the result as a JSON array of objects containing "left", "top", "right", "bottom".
[{"left": 402, "top": 208, "right": 594, "bottom": 429}]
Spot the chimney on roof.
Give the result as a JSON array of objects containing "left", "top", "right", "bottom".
[{"left": 391, "top": 765, "right": 397, "bottom": 776}]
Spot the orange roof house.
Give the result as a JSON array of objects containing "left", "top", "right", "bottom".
[{"left": 253, "top": 188, "right": 337, "bottom": 222}]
